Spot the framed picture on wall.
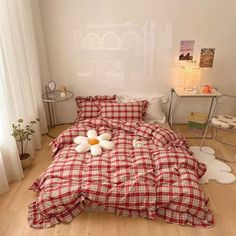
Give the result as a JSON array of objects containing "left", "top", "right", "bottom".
[
  {"left": 199, "top": 48, "right": 215, "bottom": 68},
  {"left": 179, "top": 40, "right": 195, "bottom": 61}
]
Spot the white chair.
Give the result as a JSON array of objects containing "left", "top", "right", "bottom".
[{"left": 200, "top": 95, "right": 236, "bottom": 162}]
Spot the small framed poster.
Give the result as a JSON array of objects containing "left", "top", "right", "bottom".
[
  {"left": 179, "top": 40, "right": 195, "bottom": 61},
  {"left": 199, "top": 48, "right": 215, "bottom": 68}
]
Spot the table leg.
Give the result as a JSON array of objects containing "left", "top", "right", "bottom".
[
  {"left": 51, "top": 103, "right": 56, "bottom": 126},
  {"left": 168, "top": 88, "right": 174, "bottom": 127},
  {"left": 199, "top": 96, "right": 219, "bottom": 141},
  {"left": 47, "top": 102, "right": 53, "bottom": 127},
  {"left": 206, "top": 97, "right": 215, "bottom": 122},
  {"left": 47, "top": 103, "right": 57, "bottom": 138},
  {"left": 209, "top": 96, "right": 220, "bottom": 121}
]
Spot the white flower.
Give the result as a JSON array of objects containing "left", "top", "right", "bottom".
[{"left": 74, "top": 130, "right": 114, "bottom": 156}]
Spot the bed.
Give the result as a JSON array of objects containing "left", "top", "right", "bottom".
[{"left": 28, "top": 95, "right": 213, "bottom": 229}]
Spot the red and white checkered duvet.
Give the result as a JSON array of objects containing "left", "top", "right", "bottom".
[{"left": 28, "top": 118, "right": 213, "bottom": 229}]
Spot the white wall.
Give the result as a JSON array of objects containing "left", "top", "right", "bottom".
[{"left": 36, "top": 0, "right": 236, "bottom": 123}]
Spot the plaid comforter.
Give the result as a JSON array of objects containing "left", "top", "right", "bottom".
[{"left": 28, "top": 118, "right": 213, "bottom": 228}]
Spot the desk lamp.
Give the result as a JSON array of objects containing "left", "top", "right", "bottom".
[{"left": 181, "top": 60, "right": 201, "bottom": 93}]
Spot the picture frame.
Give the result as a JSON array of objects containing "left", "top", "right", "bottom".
[{"left": 48, "top": 81, "right": 56, "bottom": 92}]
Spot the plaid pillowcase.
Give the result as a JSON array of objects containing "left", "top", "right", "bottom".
[
  {"left": 98, "top": 101, "right": 148, "bottom": 121},
  {"left": 75, "top": 95, "right": 116, "bottom": 122}
]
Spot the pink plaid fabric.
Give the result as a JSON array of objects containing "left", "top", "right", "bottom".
[
  {"left": 98, "top": 101, "right": 148, "bottom": 121},
  {"left": 75, "top": 95, "right": 116, "bottom": 122},
  {"left": 28, "top": 118, "right": 213, "bottom": 229}
]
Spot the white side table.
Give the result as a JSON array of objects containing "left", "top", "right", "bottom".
[
  {"left": 42, "top": 90, "right": 74, "bottom": 138},
  {"left": 168, "top": 87, "right": 222, "bottom": 138}
]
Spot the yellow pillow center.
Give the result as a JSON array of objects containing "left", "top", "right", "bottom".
[{"left": 88, "top": 138, "right": 100, "bottom": 145}]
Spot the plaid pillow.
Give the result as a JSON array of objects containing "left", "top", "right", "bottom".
[
  {"left": 98, "top": 101, "right": 148, "bottom": 121},
  {"left": 75, "top": 95, "right": 116, "bottom": 122}
]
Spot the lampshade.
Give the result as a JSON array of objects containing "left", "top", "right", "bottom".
[{"left": 181, "top": 61, "right": 201, "bottom": 91}]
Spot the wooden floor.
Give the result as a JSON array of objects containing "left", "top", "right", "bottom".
[{"left": 0, "top": 125, "right": 236, "bottom": 236}]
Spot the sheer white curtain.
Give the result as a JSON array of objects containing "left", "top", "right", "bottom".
[{"left": 0, "top": 0, "right": 47, "bottom": 194}]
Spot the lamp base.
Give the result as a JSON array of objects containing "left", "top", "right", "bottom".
[
  {"left": 184, "top": 88, "right": 193, "bottom": 92},
  {"left": 183, "top": 86, "right": 200, "bottom": 94}
]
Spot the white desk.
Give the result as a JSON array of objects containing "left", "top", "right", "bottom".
[
  {"left": 168, "top": 87, "right": 222, "bottom": 136},
  {"left": 174, "top": 87, "right": 222, "bottom": 97}
]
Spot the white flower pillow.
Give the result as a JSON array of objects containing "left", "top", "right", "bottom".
[{"left": 116, "top": 95, "right": 166, "bottom": 124}]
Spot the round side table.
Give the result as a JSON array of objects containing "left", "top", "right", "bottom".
[{"left": 42, "top": 90, "right": 74, "bottom": 138}]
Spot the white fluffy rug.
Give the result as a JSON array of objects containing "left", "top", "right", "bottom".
[{"left": 190, "top": 146, "right": 236, "bottom": 184}]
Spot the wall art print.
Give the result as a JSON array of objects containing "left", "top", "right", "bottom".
[
  {"left": 199, "top": 48, "right": 215, "bottom": 68},
  {"left": 179, "top": 40, "right": 195, "bottom": 61}
]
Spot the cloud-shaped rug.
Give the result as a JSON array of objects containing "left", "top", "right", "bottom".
[{"left": 190, "top": 146, "right": 236, "bottom": 184}]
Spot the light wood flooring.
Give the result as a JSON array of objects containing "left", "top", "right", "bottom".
[{"left": 0, "top": 125, "right": 236, "bottom": 236}]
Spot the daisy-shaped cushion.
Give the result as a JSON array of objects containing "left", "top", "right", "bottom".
[{"left": 74, "top": 130, "right": 114, "bottom": 156}]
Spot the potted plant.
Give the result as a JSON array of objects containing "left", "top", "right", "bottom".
[{"left": 12, "top": 118, "right": 38, "bottom": 168}]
